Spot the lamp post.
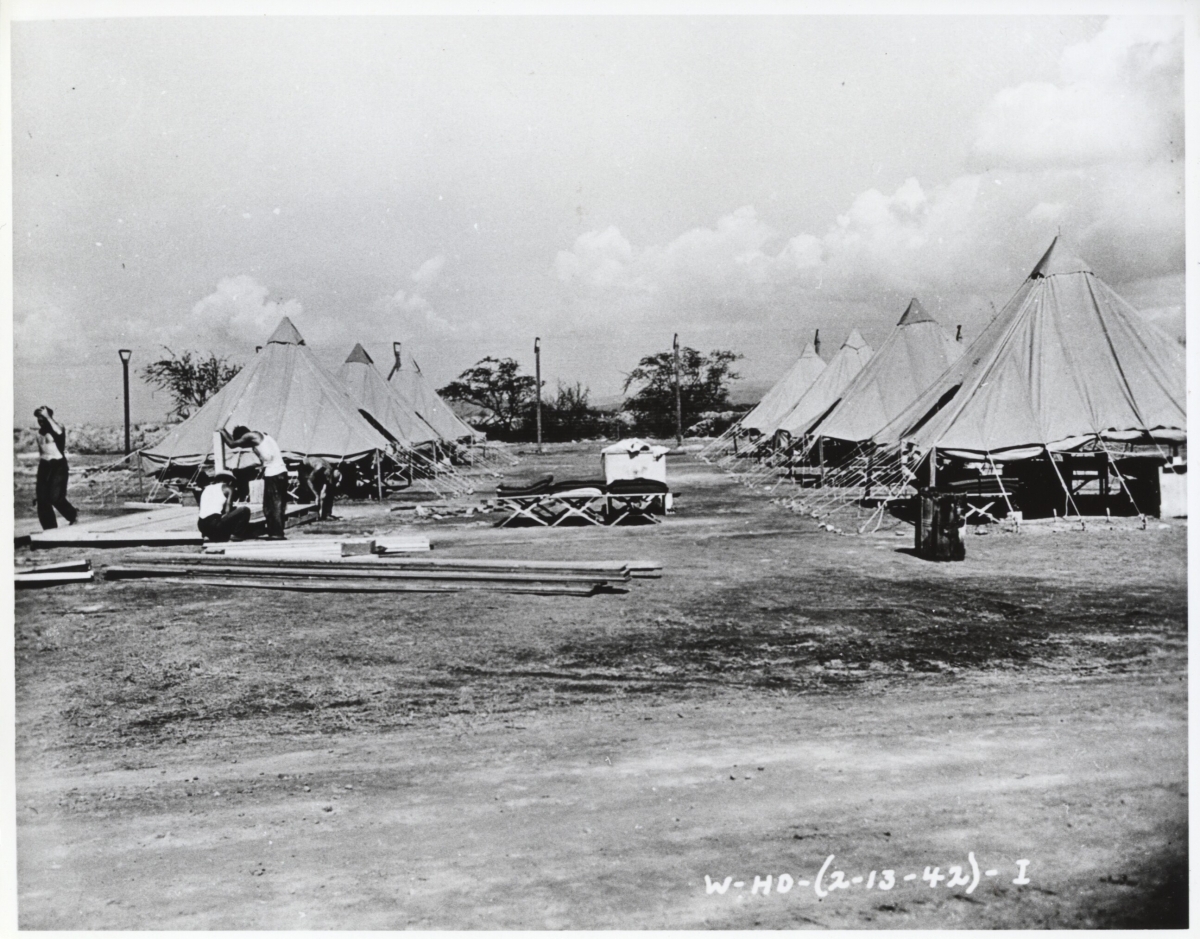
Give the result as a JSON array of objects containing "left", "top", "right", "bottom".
[
  {"left": 388, "top": 341, "right": 403, "bottom": 380},
  {"left": 118, "top": 348, "right": 132, "bottom": 455},
  {"left": 534, "top": 337, "right": 543, "bottom": 454},
  {"left": 672, "top": 333, "right": 683, "bottom": 448}
]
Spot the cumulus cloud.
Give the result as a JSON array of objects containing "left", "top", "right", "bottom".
[
  {"left": 13, "top": 288, "right": 86, "bottom": 362},
  {"left": 371, "top": 287, "right": 456, "bottom": 338},
  {"left": 411, "top": 254, "right": 447, "bottom": 286},
  {"left": 190, "top": 275, "right": 303, "bottom": 346},
  {"left": 555, "top": 15, "right": 1183, "bottom": 343},
  {"left": 972, "top": 17, "right": 1182, "bottom": 169}
]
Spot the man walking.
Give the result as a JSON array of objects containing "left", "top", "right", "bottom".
[
  {"left": 220, "top": 425, "right": 289, "bottom": 539},
  {"left": 33, "top": 406, "right": 78, "bottom": 530},
  {"left": 196, "top": 471, "right": 251, "bottom": 542}
]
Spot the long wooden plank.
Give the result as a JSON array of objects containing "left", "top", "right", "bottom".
[
  {"left": 31, "top": 532, "right": 204, "bottom": 549},
  {"left": 131, "top": 553, "right": 658, "bottom": 576},
  {"left": 105, "top": 563, "right": 626, "bottom": 585},
  {"left": 142, "top": 577, "right": 601, "bottom": 596},
  {"left": 17, "top": 559, "right": 93, "bottom": 574},
  {"left": 125, "top": 555, "right": 633, "bottom": 578},
  {"left": 16, "top": 571, "right": 95, "bottom": 588}
]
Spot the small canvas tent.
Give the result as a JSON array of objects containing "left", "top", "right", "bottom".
[
  {"left": 806, "top": 299, "right": 961, "bottom": 444},
  {"left": 338, "top": 344, "right": 441, "bottom": 447},
  {"left": 873, "top": 238, "right": 1186, "bottom": 460},
  {"left": 775, "top": 329, "right": 874, "bottom": 438},
  {"left": 387, "top": 344, "right": 484, "bottom": 443},
  {"left": 737, "top": 342, "right": 826, "bottom": 436},
  {"left": 142, "top": 317, "right": 396, "bottom": 471}
]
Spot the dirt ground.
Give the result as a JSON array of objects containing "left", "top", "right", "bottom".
[{"left": 14, "top": 444, "right": 1188, "bottom": 928}]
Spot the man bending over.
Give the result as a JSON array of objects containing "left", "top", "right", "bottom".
[{"left": 219, "top": 425, "right": 289, "bottom": 539}]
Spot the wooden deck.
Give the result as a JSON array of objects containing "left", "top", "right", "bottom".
[{"left": 24, "top": 502, "right": 317, "bottom": 549}]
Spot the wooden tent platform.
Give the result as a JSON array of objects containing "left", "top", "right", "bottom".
[{"left": 26, "top": 502, "right": 317, "bottom": 549}]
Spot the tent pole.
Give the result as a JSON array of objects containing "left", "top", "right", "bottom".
[
  {"left": 375, "top": 451, "right": 383, "bottom": 501},
  {"left": 818, "top": 437, "right": 825, "bottom": 489},
  {"left": 1044, "top": 447, "right": 1080, "bottom": 518},
  {"left": 929, "top": 446, "right": 937, "bottom": 487},
  {"left": 136, "top": 451, "right": 145, "bottom": 501}
]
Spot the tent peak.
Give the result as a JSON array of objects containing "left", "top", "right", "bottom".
[
  {"left": 842, "top": 328, "right": 869, "bottom": 350},
  {"left": 897, "top": 297, "right": 934, "bottom": 326},
  {"left": 800, "top": 341, "right": 819, "bottom": 358},
  {"left": 345, "top": 343, "right": 374, "bottom": 365},
  {"left": 267, "top": 317, "right": 305, "bottom": 346},
  {"left": 1029, "top": 236, "right": 1092, "bottom": 278}
]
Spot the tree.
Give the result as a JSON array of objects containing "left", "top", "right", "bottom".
[
  {"left": 541, "top": 382, "right": 611, "bottom": 442},
  {"left": 622, "top": 346, "right": 742, "bottom": 437},
  {"left": 438, "top": 357, "right": 537, "bottom": 438},
  {"left": 140, "top": 348, "right": 243, "bottom": 420}
]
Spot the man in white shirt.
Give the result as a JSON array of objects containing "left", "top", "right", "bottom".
[
  {"left": 196, "top": 471, "right": 251, "bottom": 542},
  {"left": 220, "top": 425, "right": 289, "bottom": 539},
  {"left": 33, "top": 406, "right": 78, "bottom": 530}
]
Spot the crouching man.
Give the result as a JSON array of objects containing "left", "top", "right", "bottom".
[{"left": 197, "top": 470, "right": 251, "bottom": 542}]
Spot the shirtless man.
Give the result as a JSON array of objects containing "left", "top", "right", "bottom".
[
  {"left": 33, "top": 406, "right": 78, "bottom": 530},
  {"left": 219, "top": 425, "right": 289, "bottom": 539},
  {"left": 300, "top": 455, "right": 341, "bottom": 521},
  {"left": 196, "top": 471, "right": 251, "bottom": 542}
]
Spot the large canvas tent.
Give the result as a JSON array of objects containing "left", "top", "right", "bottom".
[
  {"left": 738, "top": 341, "right": 826, "bottom": 436},
  {"left": 873, "top": 239, "right": 1186, "bottom": 460},
  {"left": 387, "top": 345, "right": 484, "bottom": 443},
  {"left": 775, "top": 328, "right": 874, "bottom": 439},
  {"left": 142, "top": 318, "right": 396, "bottom": 471},
  {"left": 805, "top": 298, "right": 961, "bottom": 444},
  {"left": 338, "top": 344, "right": 441, "bottom": 447}
]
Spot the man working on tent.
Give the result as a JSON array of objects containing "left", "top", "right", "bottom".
[
  {"left": 219, "top": 425, "right": 289, "bottom": 539},
  {"left": 196, "top": 470, "right": 251, "bottom": 542},
  {"left": 300, "top": 455, "right": 341, "bottom": 521},
  {"left": 33, "top": 406, "right": 78, "bottom": 530}
]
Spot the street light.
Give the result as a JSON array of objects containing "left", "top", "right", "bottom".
[
  {"left": 534, "top": 337, "right": 542, "bottom": 454},
  {"left": 118, "top": 349, "right": 132, "bottom": 455},
  {"left": 387, "top": 341, "right": 403, "bottom": 380}
]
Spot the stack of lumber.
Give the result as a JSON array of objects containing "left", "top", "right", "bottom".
[
  {"left": 16, "top": 558, "right": 94, "bottom": 589},
  {"left": 103, "top": 553, "right": 660, "bottom": 597}
]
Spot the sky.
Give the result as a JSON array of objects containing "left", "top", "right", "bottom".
[{"left": 10, "top": 10, "right": 1187, "bottom": 425}]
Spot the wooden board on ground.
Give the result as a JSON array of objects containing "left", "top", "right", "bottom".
[
  {"left": 15, "top": 570, "right": 96, "bottom": 588},
  {"left": 28, "top": 502, "right": 317, "bottom": 549}
]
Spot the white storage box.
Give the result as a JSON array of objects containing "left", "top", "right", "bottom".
[
  {"left": 601, "top": 438, "right": 670, "bottom": 485},
  {"left": 1159, "top": 464, "right": 1187, "bottom": 518}
]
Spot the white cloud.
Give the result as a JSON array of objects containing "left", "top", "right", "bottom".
[
  {"left": 189, "top": 275, "right": 303, "bottom": 347},
  {"left": 555, "top": 15, "right": 1183, "bottom": 336},
  {"left": 411, "top": 254, "right": 447, "bottom": 286},
  {"left": 371, "top": 287, "right": 456, "bottom": 337},
  {"left": 972, "top": 17, "right": 1182, "bottom": 170}
]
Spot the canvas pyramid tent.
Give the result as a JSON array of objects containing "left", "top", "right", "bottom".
[
  {"left": 142, "top": 318, "right": 396, "bottom": 470},
  {"left": 775, "top": 329, "right": 874, "bottom": 438},
  {"left": 872, "top": 238, "right": 1186, "bottom": 460},
  {"left": 387, "top": 345, "right": 484, "bottom": 443},
  {"left": 805, "top": 299, "right": 961, "bottom": 444},
  {"left": 338, "top": 344, "right": 441, "bottom": 447},
  {"left": 738, "top": 342, "right": 826, "bottom": 436}
]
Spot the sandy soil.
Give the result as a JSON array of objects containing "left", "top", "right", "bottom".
[{"left": 14, "top": 445, "right": 1188, "bottom": 928}]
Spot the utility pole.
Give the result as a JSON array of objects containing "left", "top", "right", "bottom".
[
  {"left": 534, "top": 337, "right": 543, "bottom": 454},
  {"left": 118, "top": 348, "right": 132, "bottom": 455},
  {"left": 672, "top": 333, "right": 683, "bottom": 447}
]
